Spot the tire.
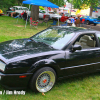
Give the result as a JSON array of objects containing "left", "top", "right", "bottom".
[
  {"left": 94, "top": 23, "right": 96, "bottom": 26},
  {"left": 86, "top": 20, "right": 90, "bottom": 25},
  {"left": 30, "top": 67, "right": 56, "bottom": 93}
]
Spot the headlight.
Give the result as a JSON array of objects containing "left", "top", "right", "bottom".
[
  {"left": 0, "top": 61, "right": 6, "bottom": 72},
  {"left": 94, "top": 21, "right": 98, "bottom": 22}
]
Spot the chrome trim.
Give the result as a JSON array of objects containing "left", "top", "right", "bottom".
[
  {"left": 36, "top": 71, "right": 55, "bottom": 92},
  {"left": 61, "top": 62, "right": 100, "bottom": 70}
]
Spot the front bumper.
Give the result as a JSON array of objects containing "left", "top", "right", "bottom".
[
  {"left": 0, "top": 72, "right": 33, "bottom": 90},
  {"left": 93, "top": 22, "right": 100, "bottom": 24}
]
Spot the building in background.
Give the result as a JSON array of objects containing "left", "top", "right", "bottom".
[{"left": 92, "top": 7, "right": 100, "bottom": 18}]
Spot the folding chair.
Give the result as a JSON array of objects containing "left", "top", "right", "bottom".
[
  {"left": 51, "top": 20, "right": 57, "bottom": 25},
  {"left": 38, "top": 20, "right": 43, "bottom": 25},
  {"left": 43, "top": 15, "right": 50, "bottom": 26},
  {"left": 30, "top": 17, "right": 38, "bottom": 28}
]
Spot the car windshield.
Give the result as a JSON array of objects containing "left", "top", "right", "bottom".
[
  {"left": 89, "top": 16, "right": 94, "bottom": 19},
  {"left": 39, "top": 10, "right": 46, "bottom": 13},
  {"left": 22, "top": 8, "right": 28, "bottom": 10},
  {"left": 49, "top": 12, "right": 55, "bottom": 14},
  {"left": 31, "top": 27, "right": 75, "bottom": 49},
  {"left": 65, "top": 13, "right": 70, "bottom": 17}
]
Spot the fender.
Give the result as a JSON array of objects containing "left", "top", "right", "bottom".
[{"left": 27, "top": 59, "right": 60, "bottom": 76}]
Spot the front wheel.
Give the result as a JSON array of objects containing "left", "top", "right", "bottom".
[
  {"left": 94, "top": 23, "right": 97, "bottom": 26},
  {"left": 30, "top": 67, "right": 56, "bottom": 93}
]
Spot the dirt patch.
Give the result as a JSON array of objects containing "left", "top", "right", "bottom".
[
  {"left": 14, "top": 25, "right": 24, "bottom": 27},
  {"left": 83, "top": 24, "right": 100, "bottom": 31}
]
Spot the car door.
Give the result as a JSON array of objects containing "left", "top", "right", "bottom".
[
  {"left": 62, "top": 33, "right": 99, "bottom": 76},
  {"left": 39, "top": 10, "right": 46, "bottom": 19}
]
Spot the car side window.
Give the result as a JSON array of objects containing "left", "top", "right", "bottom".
[
  {"left": 16, "top": 7, "right": 19, "bottom": 10},
  {"left": 74, "top": 34, "right": 96, "bottom": 49}
]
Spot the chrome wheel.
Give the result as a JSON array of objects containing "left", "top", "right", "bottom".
[
  {"left": 86, "top": 20, "right": 90, "bottom": 25},
  {"left": 36, "top": 71, "right": 55, "bottom": 92}
]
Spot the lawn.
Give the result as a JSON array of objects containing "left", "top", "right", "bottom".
[{"left": 0, "top": 16, "right": 100, "bottom": 100}]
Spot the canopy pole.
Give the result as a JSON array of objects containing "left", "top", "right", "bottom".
[
  {"left": 25, "top": 4, "right": 30, "bottom": 28},
  {"left": 21, "top": 3, "right": 23, "bottom": 6}
]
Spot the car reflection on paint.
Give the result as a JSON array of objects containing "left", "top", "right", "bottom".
[{"left": 0, "top": 26, "right": 100, "bottom": 93}]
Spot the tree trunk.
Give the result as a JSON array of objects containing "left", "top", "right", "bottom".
[
  {"left": 89, "top": 7, "right": 93, "bottom": 16},
  {"left": 31, "top": 5, "right": 39, "bottom": 21}
]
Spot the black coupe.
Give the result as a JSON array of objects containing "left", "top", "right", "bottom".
[{"left": 0, "top": 26, "right": 100, "bottom": 93}]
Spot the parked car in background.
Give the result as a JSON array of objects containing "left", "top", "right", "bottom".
[
  {"left": 47, "top": 11, "right": 61, "bottom": 19},
  {"left": 80, "top": 16, "right": 100, "bottom": 26},
  {"left": 6, "top": 6, "right": 61, "bottom": 20},
  {"left": 39, "top": 10, "right": 61, "bottom": 19},
  {"left": 0, "top": 26, "right": 100, "bottom": 93},
  {"left": 39, "top": 10, "right": 46, "bottom": 19},
  {"left": 6, "top": 6, "right": 29, "bottom": 17}
]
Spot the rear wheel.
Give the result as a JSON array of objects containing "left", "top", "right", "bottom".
[
  {"left": 86, "top": 20, "right": 90, "bottom": 25},
  {"left": 30, "top": 67, "right": 56, "bottom": 93}
]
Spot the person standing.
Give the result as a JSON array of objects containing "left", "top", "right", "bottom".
[{"left": 75, "top": 16, "right": 81, "bottom": 27}]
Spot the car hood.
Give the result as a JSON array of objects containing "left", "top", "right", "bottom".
[{"left": 0, "top": 38, "right": 55, "bottom": 60}]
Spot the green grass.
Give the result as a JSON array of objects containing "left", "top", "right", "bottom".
[
  {"left": 0, "top": 16, "right": 100, "bottom": 100},
  {"left": 0, "top": 16, "right": 47, "bottom": 42}
]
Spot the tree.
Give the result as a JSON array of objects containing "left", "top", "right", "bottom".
[
  {"left": 0, "top": 0, "right": 23, "bottom": 12},
  {"left": 49, "top": 0, "right": 65, "bottom": 7},
  {"left": 31, "top": 5, "right": 39, "bottom": 21},
  {"left": 68, "top": 0, "right": 100, "bottom": 16}
]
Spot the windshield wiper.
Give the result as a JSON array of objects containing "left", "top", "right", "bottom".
[
  {"left": 30, "top": 38, "right": 37, "bottom": 43},
  {"left": 38, "top": 41, "right": 54, "bottom": 49}
]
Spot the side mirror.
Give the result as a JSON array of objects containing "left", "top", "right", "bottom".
[{"left": 71, "top": 44, "right": 82, "bottom": 52}]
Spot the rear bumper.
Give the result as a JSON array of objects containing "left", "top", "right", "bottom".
[
  {"left": 0, "top": 13, "right": 4, "bottom": 16},
  {"left": 0, "top": 72, "right": 33, "bottom": 90}
]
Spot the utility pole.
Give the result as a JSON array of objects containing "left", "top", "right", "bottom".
[{"left": 70, "top": 0, "right": 73, "bottom": 15}]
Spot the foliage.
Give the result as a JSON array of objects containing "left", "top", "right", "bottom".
[
  {"left": 0, "top": 0, "right": 65, "bottom": 11},
  {"left": 0, "top": 0, "right": 23, "bottom": 12},
  {"left": 49, "top": 0, "right": 65, "bottom": 7},
  {"left": 68, "top": 0, "right": 100, "bottom": 10},
  {"left": 0, "top": 9, "right": 3, "bottom": 14},
  {"left": 39, "top": 6, "right": 45, "bottom": 10}
]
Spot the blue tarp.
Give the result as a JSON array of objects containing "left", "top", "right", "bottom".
[{"left": 22, "top": 0, "right": 59, "bottom": 8}]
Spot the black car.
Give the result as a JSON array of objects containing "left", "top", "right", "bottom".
[{"left": 0, "top": 26, "right": 100, "bottom": 93}]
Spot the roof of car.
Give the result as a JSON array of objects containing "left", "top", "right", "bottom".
[
  {"left": 13, "top": 6, "right": 28, "bottom": 8},
  {"left": 51, "top": 26, "right": 97, "bottom": 33}
]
